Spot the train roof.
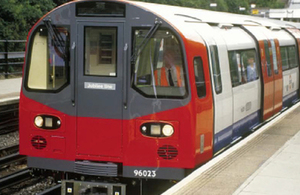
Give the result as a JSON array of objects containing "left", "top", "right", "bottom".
[{"left": 127, "top": 0, "right": 300, "bottom": 29}]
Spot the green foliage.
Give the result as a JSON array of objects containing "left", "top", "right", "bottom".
[{"left": 0, "top": 0, "right": 56, "bottom": 40}]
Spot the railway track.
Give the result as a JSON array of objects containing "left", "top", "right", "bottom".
[
  {"left": 0, "top": 168, "right": 32, "bottom": 192},
  {"left": 37, "top": 184, "right": 61, "bottom": 195},
  {"left": 0, "top": 152, "right": 26, "bottom": 168},
  {"left": 0, "top": 100, "right": 19, "bottom": 135},
  {"left": 0, "top": 144, "right": 19, "bottom": 156}
]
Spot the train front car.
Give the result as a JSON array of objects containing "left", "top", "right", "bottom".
[{"left": 19, "top": 0, "right": 213, "bottom": 194}]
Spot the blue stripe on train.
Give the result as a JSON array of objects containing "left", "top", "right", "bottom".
[
  {"left": 283, "top": 91, "right": 298, "bottom": 108},
  {"left": 213, "top": 111, "right": 261, "bottom": 153}
]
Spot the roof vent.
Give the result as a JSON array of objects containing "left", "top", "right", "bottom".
[
  {"left": 175, "top": 14, "right": 202, "bottom": 22},
  {"left": 269, "top": 26, "right": 281, "bottom": 31},
  {"left": 218, "top": 23, "right": 233, "bottom": 29}
]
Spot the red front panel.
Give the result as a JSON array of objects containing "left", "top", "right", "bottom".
[
  {"left": 76, "top": 118, "right": 122, "bottom": 158},
  {"left": 19, "top": 93, "right": 76, "bottom": 161},
  {"left": 20, "top": 92, "right": 199, "bottom": 168}
]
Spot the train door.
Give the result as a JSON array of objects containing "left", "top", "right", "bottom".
[
  {"left": 75, "top": 22, "right": 124, "bottom": 158},
  {"left": 269, "top": 38, "right": 283, "bottom": 113},
  {"left": 205, "top": 33, "right": 234, "bottom": 152},
  {"left": 243, "top": 26, "right": 283, "bottom": 120},
  {"left": 193, "top": 23, "right": 234, "bottom": 153}
]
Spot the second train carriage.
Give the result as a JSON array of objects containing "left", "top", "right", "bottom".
[{"left": 19, "top": 0, "right": 300, "bottom": 193}]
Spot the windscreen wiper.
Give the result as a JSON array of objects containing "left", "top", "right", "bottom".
[
  {"left": 44, "top": 19, "right": 68, "bottom": 60},
  {"left": 131, "top": 20, "right": 162, "bottom": 63}
]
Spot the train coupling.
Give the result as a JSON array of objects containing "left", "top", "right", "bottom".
[{"left": 61, "top": 180, "right": 126, "bottom": 195}]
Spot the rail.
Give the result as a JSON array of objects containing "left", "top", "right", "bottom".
[
  {"left": 0, "top": 40, "right": 26, "bottom": 79},
  {"left": 0, "top": 168, "right": 31, "bottom": 191},
  {"left": 0, "top": 100, "right": 19, "bottom": 135},
  {"left": 0, "top": 152, "right": 26, "bottom": 168},
  {"left": 0, "top": 145, "right": 19, "bottom": 156},
  {"left": 37, "top": 184, "right": 61, "bottom": 195}
]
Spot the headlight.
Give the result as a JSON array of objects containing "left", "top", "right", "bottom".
[
  {"left": 34, "top": 116, "right": 44, "bottom": 127},
  {"left": 162, "top": 125, "right": 174, "bottom": 136},
  {"left": 140, "top": 122, "right": 175, "bottom": 137},
  {"left": 34, "top": 115, "right": 61, "bottom": 129}
]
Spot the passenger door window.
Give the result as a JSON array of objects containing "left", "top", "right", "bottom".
[
  {"left": 210, "top": 45, "right": 222, "bottom": 94},
  {"left": 270, "top": 40, "right": 278, "bottom": 74},
  {"left": 264, "top": 41, "right": 272, "bottom": 77},
  {"left": 84, "top": 27, "right": 117, "bottom": 77},
  {"left": 194, "top": 57, "right": 206, "bottom": 98},
  {"left": 228, "top": 49, "right": 258, "bottom": 87}
]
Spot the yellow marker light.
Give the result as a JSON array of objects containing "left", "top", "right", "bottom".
[
  {"left": 45, "top": 117, "right": 53, "bottom": 127},
  {"left": 34, "top": 116, "right": 44, "bottom": 127},
  {"left": 150, "top": 125, "right": 161, "bottom": 135}
]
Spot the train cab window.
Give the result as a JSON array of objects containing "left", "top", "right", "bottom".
[
  {"left": 194, "top": 57, "right": 206, "bottom": 98},
  {"left": 209, "top": 45, "right": 222, "bottom": 94},
  {"left": 132, "top": 29, "right": 187, "bottom": 98},
  {"left": 228, "top": 49, "right": 258, "bottom": 87},
  {"left": 84, "top": 27, "right": 117, "bottom": 76},
  {"left": 264, "top": 41, "right": 272, "bottom": 77},
  {"left": 280, "top": 46, "right": 299, "bottom": 70},
  {"left": 27, "top": 26, "right": 70, "bottom": 91},
  {"left": 270, "top": 40, "right": 278, "bottom": 74}
]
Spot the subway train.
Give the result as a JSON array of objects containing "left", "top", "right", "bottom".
[{"left": 19, "top": 0, "right": 300, "bottom": 194}]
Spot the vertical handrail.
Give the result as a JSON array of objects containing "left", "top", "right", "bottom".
[{"left": 71, "top": 41, "right": 76, "bottom": 106}]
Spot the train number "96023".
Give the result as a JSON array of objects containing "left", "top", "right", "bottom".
[{"left": 133, "top": 170, "right": 156, "bottom": 178}]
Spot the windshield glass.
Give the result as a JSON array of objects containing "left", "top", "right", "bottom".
[
  {"left": 132, "top": 29, "right": 187, "bottom": 98},
  {"left": 27, "top": 26, "right": 69, "bottom": 91}
]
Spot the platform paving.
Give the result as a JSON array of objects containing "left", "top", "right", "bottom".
[
  {"left": 0, "top": 78, "right": 21, "bottom": 103},
  {"left": 234, "top": 129, "right": 300, "bottom": 195},
  {"left": 164, "top": 103, "right": 300, "bottom": 195}
]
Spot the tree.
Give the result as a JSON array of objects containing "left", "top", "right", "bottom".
[{"left": 0, "top": 0, "right": 55, "bottom": 40}]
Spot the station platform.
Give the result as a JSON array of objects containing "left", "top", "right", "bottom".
[
  {"left": 163, "top": 102, "right": 300, "bottom": 195},
  {"left": 0, "top": 78, "right": 21, "bottom": 103}
]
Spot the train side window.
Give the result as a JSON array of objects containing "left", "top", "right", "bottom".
[
  {"left": 280, "top": 47, "right": 289, "bottom": 71},
  {"left": 84, "top": 27, "right": 117, "bottom": 77},
  {"left": 27, "top": 26, "right": 70, "bottom": 91},
  {"left": 280, "top": 46, "right": 298, "bottom": 70},
  {"left": 264, "top": 41, "right": 272, "bottom": 77},
  {"left": 288, "top": 46, "right": 298, "bottom": 68},
  {"left": 228, "top": 49, "right": 258, "bottom": 87},
  {"left": 194, "top": 57, "right": 206, "bottom": 98},
  {"left": 270, "top": 40, "right": 278, "bottom": 74},
  {"left": 210, "top": 45, "right": 222, "bottom": 94}
]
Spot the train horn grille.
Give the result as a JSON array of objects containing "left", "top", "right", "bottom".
[
  {"left": 157, "top": 145, "right": 178, "bottom": 160},
  {"left": 31, "top": 135, "right": 47, "bottom": 150},
  {"left": 74, "top": 161, "right": 118, "bottom": 177}
]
